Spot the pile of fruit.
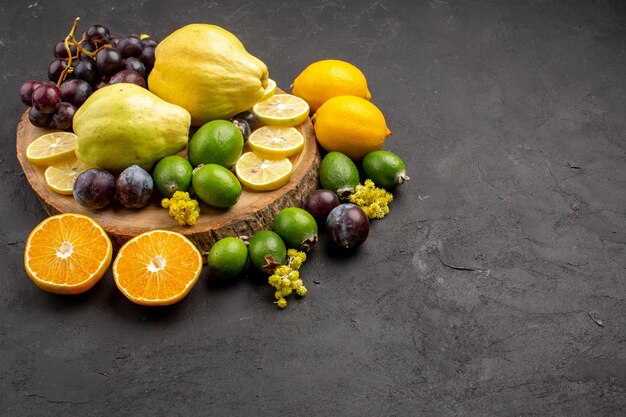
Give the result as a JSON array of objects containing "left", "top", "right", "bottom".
[{"left": 19, "top": 20, "right": 409, "bottom": 309}]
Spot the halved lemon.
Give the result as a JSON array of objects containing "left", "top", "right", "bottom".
[
  {"left": 44, "top": 156, "right": 92, "bottom": 195},
  {"left": 252, "top": 94, "right": 310, "bottom": 127},
  {"left": 261, "top": 78, "right": 277, "bottom": 101},
  {"left": 26, "top": 132, "right": 78, "bottom": 166},
  {"left": 247, "top": 126, "right": 305, "bottom": 159},
  {"left": 235, "top": 152, "right": 293, "bottom": 191}
]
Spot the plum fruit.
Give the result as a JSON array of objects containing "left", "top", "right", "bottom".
[
  {"left": 73, "top": 168, "right": 116, "bottom": 209},
  {"left": 326, "top": 203, "right": 370, "bottom": 250},
  {"left": 115, "top": 165, "right": 154, "bottom": 209}
]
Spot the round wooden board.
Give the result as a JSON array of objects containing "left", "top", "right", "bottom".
[{"left": 16, "top": 106, "right": 321, "bottom": 260}]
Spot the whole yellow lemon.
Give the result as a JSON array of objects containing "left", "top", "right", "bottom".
[
  {"left": 313, "top": 95, "right": 391, "bottom": 160},
  {"left": 291, "top": 59, "right": 372, "bottom": 112}
]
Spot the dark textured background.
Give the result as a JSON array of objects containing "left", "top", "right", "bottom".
[{"left": 1, "top": 1, "right": 625, "bottom": 416}]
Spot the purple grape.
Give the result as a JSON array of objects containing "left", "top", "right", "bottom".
[
  {"left": 51, "top": 102, "right": 76, "bottom": 130},
  {"left": 73, "top": 168, "right": 116, "bottom": 209},
  {"left": 108, "top": 36, "right": 120, "bottom": 47},
  {"left": 94, "top": 78, "right": 110, "bottom": 90},
  {"left": 48, "top": 58, "right": 68, "bottom": 83},
  {"left": 95, "top": 47, "right": 123, "bottom": 76},
  {"left": 78, "top": 41, "right": 96, "bottom": 61},
  {"left": 28, "top": 107, "right": 52, "bottom": 128},
  {"left": 140, "top": 45, "right": 155, "bottom": 71},
  {"left": 141, "top": 38, "right": 158, "bottom": 48},
  {"left": 232, "top": 119, "right": 251, "bottom": 141},
  {"left": 53, "top": 41, "right": 77, "bottom": 59},
  {"left": 86, "top": 24, "right": 110, "bottom": 47},
  {"left": 123, "top": 57, "right": 146, "bottom": 77},
  {"left": 115, "top": 165, "right": 154, "bottom": 209},
  {"left": 326, "top": 203, "right": 370, "bottom": 250},
  {"left": 109, "top": 70, "right": 145, "bottom": 87},
  {"left": 31, "top": 84, "right": 62, "bottom": 113},
  {"left": 117, "top": 36, "right": 143, "bottom": 58},
  {"left": 19, "top": 80, "right": 42, "bottom": 106},
  {"left": 74, "top": 60, "right": 100, "bottom": 85},
  {"left": 60, "top": 79, "right": 92, "bottom": 106},
  {"left": 233, "top": 111, "right": 257, "bottom": 130},
  {"left": 305, "top": 189, "right": 340, "bottom": 222}
]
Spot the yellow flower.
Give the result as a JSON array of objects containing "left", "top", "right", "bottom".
[
  {"left": 161, "top": 191, "right": 200, "bottom": 226},
  {"left": 349, "top": 179, "right": 393, "bottom": 219},
  {"left": 277, "top": 298, "right": 287, "bottom": 309}
]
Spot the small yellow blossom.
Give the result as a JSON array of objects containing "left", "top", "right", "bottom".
[
  {"left": 266, "top": 249, "right": 308, "bottom": 309},
  {"left": 349, "top": 179, "right": 393, "bottom": 219},
  {"left": 161, "top": 191, "right": 200, "bottom": 226}
]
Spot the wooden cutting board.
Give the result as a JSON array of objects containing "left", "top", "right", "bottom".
[{"left": 15, "top": 108, "right": 321, "bottom": 259}]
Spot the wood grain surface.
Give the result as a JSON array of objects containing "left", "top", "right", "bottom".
[{"left": 16, "top": 107, "right": 320, "bottom": 258}]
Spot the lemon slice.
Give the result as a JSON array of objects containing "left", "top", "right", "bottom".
[
  {"left": 44, "top": 157, "right": 92, "bottom": 195},
  {"left": 235, "top": 152, "right": 293, "bottom": 191},
  {"left": 260, "top": 78, "right": 277, "bottom": 101},
  {"left": 26, "top": 132, "right": 78, "bottom": 166},
  {"left": 247, "top": 126, "right": 305, "bottom": 159},
  {"left": 252, "top": 94, "right": 310, "bottom": 127}
]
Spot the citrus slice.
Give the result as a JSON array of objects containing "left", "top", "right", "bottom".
[
  {"left": 247, "top": 126, "right": 305, "bottom": 159},
  {"left": 44, "top": 156, "right": 92, "bottom": 195},
  {"left": 260, "top": 78, "right": 277, "bottom": 101},
  {"left": 24, "top": 213, "right": 113, "bottom": 294},
  {"left": 235, "top": 151, "right": 293, "bottom": 191},
  {"left": 112, "top": 230, "right": 202, "bottom": 306},
  {"left": 26, "top": 132, "right": 78, "bottom": 166},
  {"left": 252, "top": 93, "right": 310, "bottom": 127}
]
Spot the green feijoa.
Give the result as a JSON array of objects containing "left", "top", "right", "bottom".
[
  {"left": 362, "top": 150, "right": 409, "bottom": 189},
  {"left": 207, "top": 237, "right": 248, "bottom": 281},
  {"left": 248, "top": 231, "right": 287, "bottom": 273},
  {"left": 188, "top": 120, "right": 244, "bottom": 168},
  {"left": 272, "top": 207, "right": 318, "bottom": 251},
  {"left": 192, "top": 164, "right": 242, "bottom": 208},
  {"left": 152, "top": 155, "right": 193, "bottom": 198},
  {"left": 319, "top": 151, "right": 360, "bottom": 198}
]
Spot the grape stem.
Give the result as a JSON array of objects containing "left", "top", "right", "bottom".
[{"left": 58, "top": 16, "right": 111, "bottom": 87}]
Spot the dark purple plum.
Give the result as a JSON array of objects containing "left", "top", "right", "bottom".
[
  {"left": 123, "top": 57, "right": 146, "bottom": 77},
  {"left": 326, "top": 203, "right": 370, "bottom": 250},
  {"left": 19, "top": 80, "right": 42, "bottom": 106},
  {"left": 60, "top": 79, "right": 92, "bottom": 106},
  {"left": 231, "top": 119, "right": 251, "bottom": 141},
  {"left": 73, "top": 168, "right": 116, "bottom": 209},
  {"left": 117, "top": 36, "right": 143, "bottom": 58},
  {"left": 51, "top": 102, "right": 76, "bottom": 130},
  {"left": 95, "top": 47, "right": 123, "bottom": 76},
  {"left": 48, "top": 58, "right": 68, "bottom": 83},
  {"left": 31, "top": 84, "right": 62, "bottom": 113},
  {"left": 115, "top": 165, "right": 154, "bottom": 209},
  {"left": 109, "top": 70, "right": 146, "bottom": 87},
  {"left": 74, "top": 60, "right": 100, "bottom": 85},
  {"left": 305, "top": 189, "right": 340, "bottom": 222},
  {"left": 28, "top": 107, "right": 52, "bottom": 128}
]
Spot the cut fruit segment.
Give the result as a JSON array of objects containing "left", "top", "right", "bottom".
[
  {"left": 26, "top": 132, "right": 78, "bottom": 166},
  {"left": 44, "top": 156, "right": 92, "bottom": 195},
  {"left": 247, "top": 126, "right": 305, "bottom": 159},
  {"left": 24, "top": 213, "right": 113, "bottom": 294},
  {"left": 235, "top": 151, "right": 293, "bottom": 191},
  {"left": 112, "top": 230, "right": 202, "bottom": 306},
  {"left": 252, "top": 93, "right": 310, "bottom": 127},
  {"left": 260, "top": 78, "right": 277, "bottom": 101}
]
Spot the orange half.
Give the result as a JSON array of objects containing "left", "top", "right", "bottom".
[
  {"left": 112, "top": 230, "right": 202, "bottom": 306},
  {"left": 24, "top": 213, "right": 113, "bottom": 294}
]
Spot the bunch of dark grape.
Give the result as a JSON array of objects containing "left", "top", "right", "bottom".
[{"left": 19, "top": 17, "right": 158, "bottom": 130}]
